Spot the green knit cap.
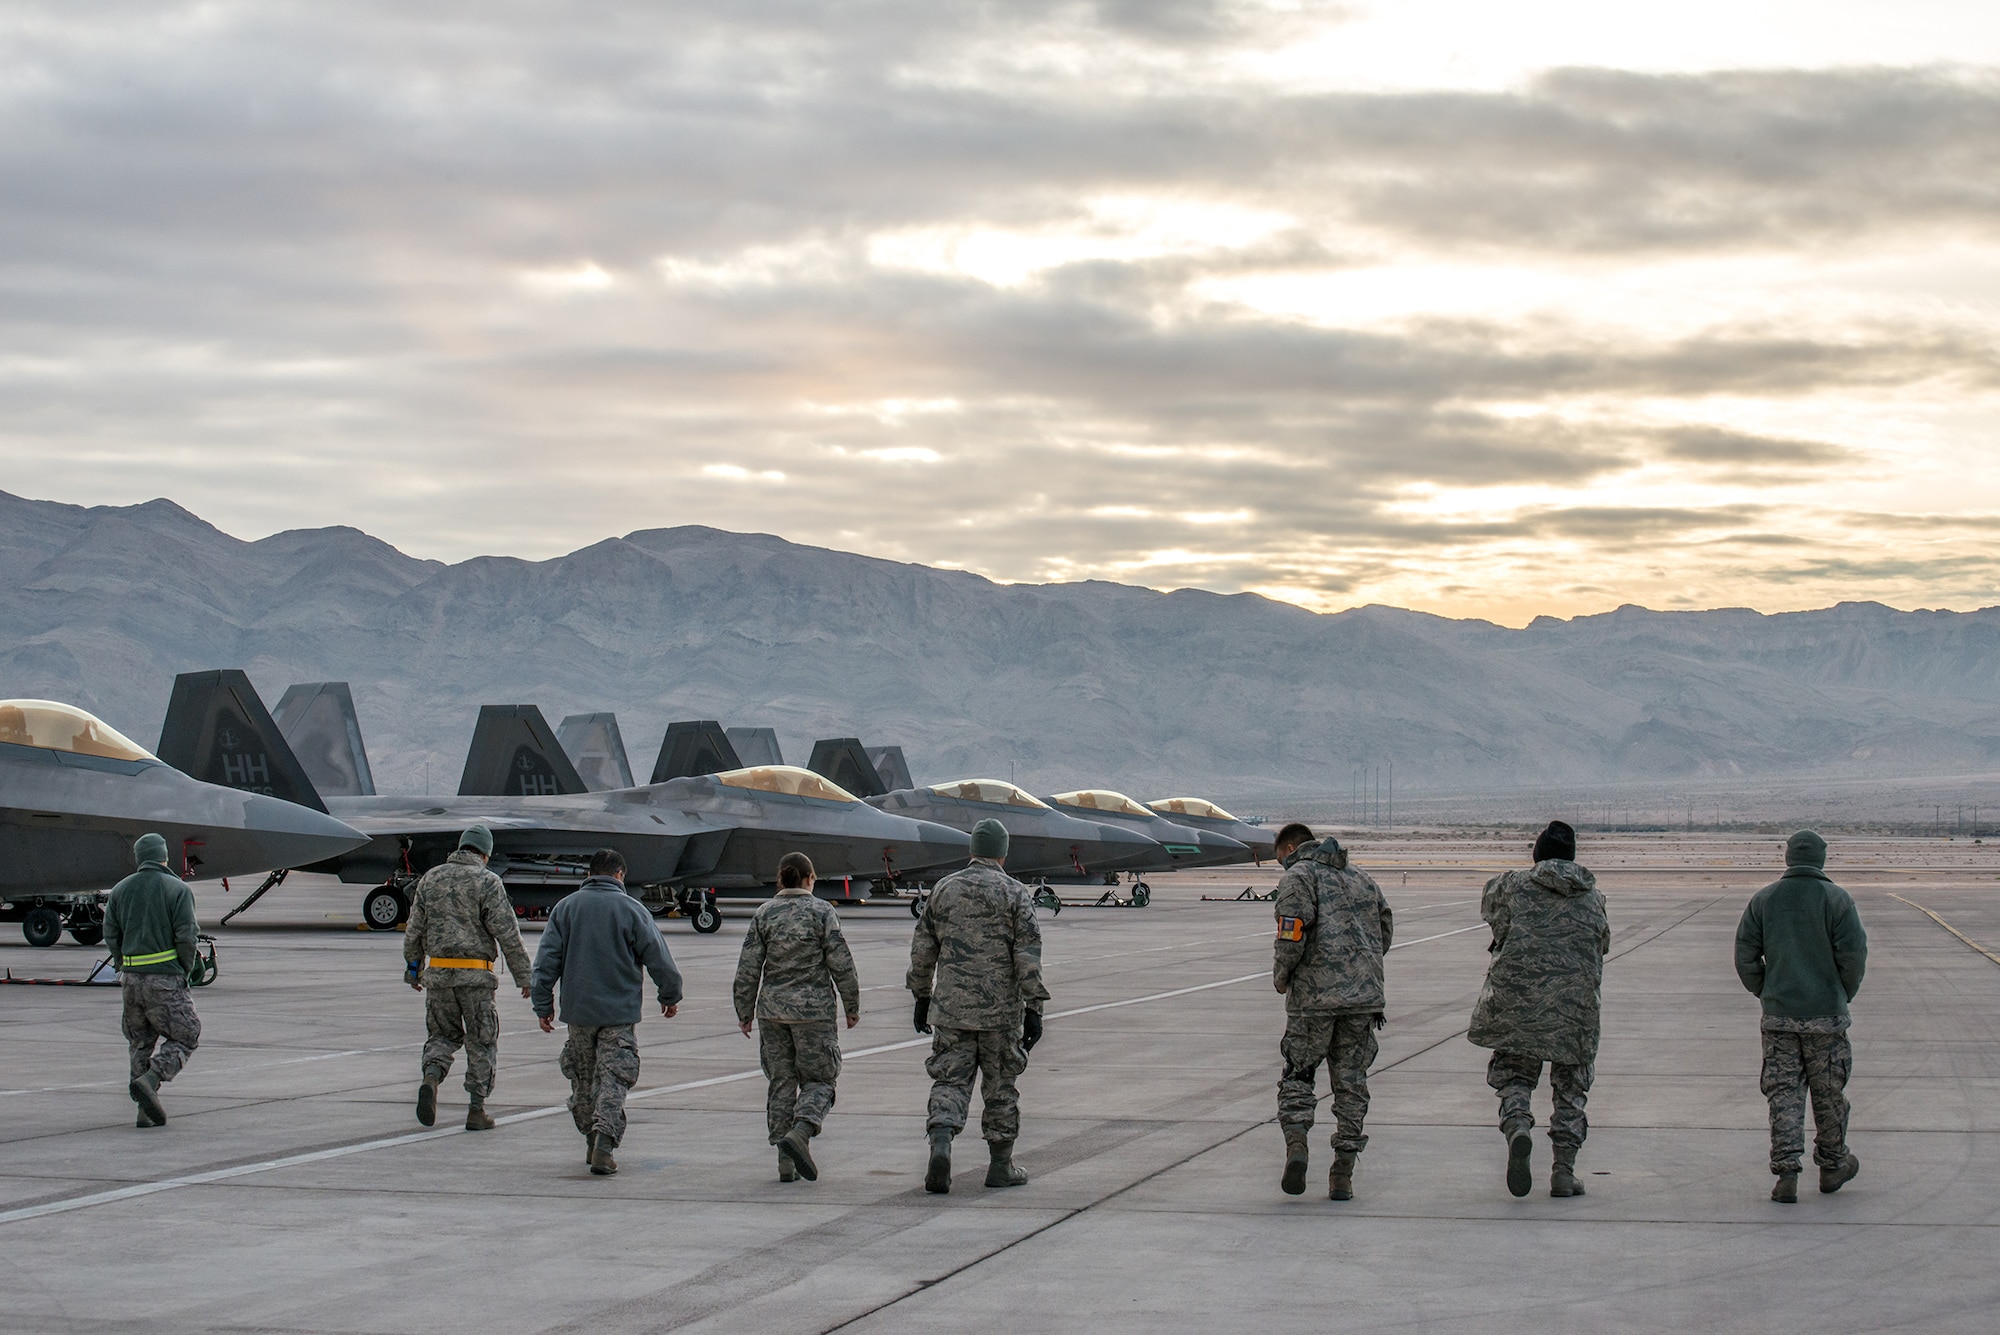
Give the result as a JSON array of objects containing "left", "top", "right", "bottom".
[
  {"left": 459, "top": 824, "right": 495, "bottom": 856},
  {"left": 969, "top": 818, "right": 1009, "bottom": 861},
  {"left": 133, "top": 832, "right": 170, "bottom": 866}
]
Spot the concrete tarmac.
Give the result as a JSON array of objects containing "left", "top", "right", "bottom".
[{"left": 1, "top": 833, "right": 1997, "bottom": 1333}]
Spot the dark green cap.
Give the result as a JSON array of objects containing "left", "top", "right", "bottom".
[
  {"left": 969, "top": 818, "right": 1009, "bottom": 861},
  {"left": 460, "top": 824, "right": 495, "bottom": 856},
  {"left": 134, "top": 832, "right": 170, "bottom": 867}
]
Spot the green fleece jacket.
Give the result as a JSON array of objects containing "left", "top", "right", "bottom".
[
  {"left": 1734, "top": 867, "right": 1866, "bottom": 1020},
  {"left": 104, "top": 862, "right": 200, "bottom": 977}
]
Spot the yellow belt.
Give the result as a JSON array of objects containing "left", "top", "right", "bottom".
[
  {"left": 427, "top": 957, "right": 494, "bottom": 971},
  {"left": 122, "top": 949, "right": 179, "bottom": 967}
]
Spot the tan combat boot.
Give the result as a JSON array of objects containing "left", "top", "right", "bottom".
[
  {"left": 985, "top": 1140, "right": 1027, "bottom": 1188},
  {"left": 588, "top": 1132, "right": 618, "bottom": 1176},
  {"left": 1282, "top": 1135, "right": 1309, "bottom": 1196},
  {"left": 464, "top": 1102, "right": 495, "bottom": 1131},
  {"left": 778, "top": 1123, "right": 818, "bottom": 1181},
  {"left": 1329, "top": 1150, "right": 1356, "bottom": 1201}
]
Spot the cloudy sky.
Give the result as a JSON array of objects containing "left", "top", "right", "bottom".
[{"left": 3, "top": 1, "right": 1997, "bottom": 624}]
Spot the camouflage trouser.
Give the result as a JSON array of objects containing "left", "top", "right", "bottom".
[
  {"left": 122, "top": 973, "right": 200, "bottom": 1083},
  {"left": 1761, "top": 1030, "right": 1852, "bottom": 1174},
  {"left": 926, "top": 1024, "right": 1027, "bottom": 1143},
  {"left": 1277, "top": 1011, "right": 1379, "bottom": 1153},
  {"left": 422, "top": 983, "right": 500, "bottom": 1100},
  {"left": 561, "top": 1024, "right": 639, "bottom": 1146},
  {"left": 760, "top": 1019, "right": 842, "bottom": 1143},
  {"left": 1488, "top": 1051, "right": 1593, "bottom": 1155}
]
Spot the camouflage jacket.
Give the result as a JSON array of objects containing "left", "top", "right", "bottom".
[
  {"left": 402, "top": 850, "right": 533, "bottom": 990},
  {"left": 1468, "top": 860, "right": 1610, "bottom": 1065},
  {"left": 908, "top": 859, "right": 1050, "bottom": 1031},
  {"left": 734, "top": 888, "right": 863, "bottom": 1024},
  {"left": 1272, "top": 838, "right": 1393, "bottom": 1015}
]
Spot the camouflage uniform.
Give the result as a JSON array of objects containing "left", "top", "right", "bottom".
[
  {"left": 402, "top": 850, "right": 534, "bottom": 1101},
  {"left": 1759, "top": 1016, "right": 1852, "bottom": 1175},
  {"left": 734, "top": 887, "right": 862, "bottom": 1143},
  {"left": 1468, "top": 860, "right": 1609, "bottom": 1159},
  {"left": 908, "top": 859, "right": 1049, "bottom": 1142},
  {"left": 121, "top": 974, "right": 202, "bottom": 1084},
  {"left": 104, "top": 856, "right": 204, "bottom": 1089},
  {"left": 561, "top": 1024, "right": 640, "bottom": 1143},
  {"left": 1271, "top": 838, "right": 1393, "bottom": 1153}
]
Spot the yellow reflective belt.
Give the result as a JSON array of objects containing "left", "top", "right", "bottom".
[
  {"left": 121, "top": 949, "right": 179, "bottom": 967},
  {"left": 427, "top": 957, "right": 494, "bottom": 970}
]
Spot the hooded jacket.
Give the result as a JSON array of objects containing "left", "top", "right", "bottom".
[
  {"left": 1735, "top": 863, "right": 1866, "bottom": 1022},
  {"left": 104, "top": 840, "right": 199, "bottom": 979},
  {"left": 1271, "top": 838, "right": 1393, "bottom": 1015},
  {"left": 1468, "top": 860, "right": 1610, "bottom": 1066}
]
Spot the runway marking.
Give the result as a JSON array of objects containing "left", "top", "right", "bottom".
[
  {"left": 0, "top": 920, "right": 1488, "bottom": 1227},
  {"left": 1886, "top": 893, "right": 2000, "bottom": 967}
]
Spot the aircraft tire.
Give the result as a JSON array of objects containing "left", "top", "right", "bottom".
[
  {"left": 22, "top": 907, "right": 63, "bottom": 948},
  {"left": 909, "top": 897, "right": 923, "bottom": 919},
  {"left": 363, "top": 886, "right": 407, "bottom": 931},
  {"left": 692, "top": 895, "right": 722, "bottom": 934},
  {"left": 1131, "top": 883, "right": 1151, "bottom": 908},
  {"left": 68, "top": 923, "right": 104, "bottom": 947}
]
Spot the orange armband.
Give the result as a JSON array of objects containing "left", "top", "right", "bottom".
[{"left": 1276, "top": 917, "right": 1306, "bottom": 942}]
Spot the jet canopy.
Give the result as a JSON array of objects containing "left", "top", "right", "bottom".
[
  {"left": 1150, "top": 797, "right": 1240, "bottom": 822},
  {"left": 0, "top": 700, "right": 157, "bottom": 763},
  {"left": 1051, "top": 789, "right": 1151, "bottom": 817},
  {"left": 928, "top": 779, "right": 1050, "bottom": 809},
  {"left": 714, "top": 765, "right": 860, "bottom": 803}
]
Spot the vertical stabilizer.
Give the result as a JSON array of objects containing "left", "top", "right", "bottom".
[
  {"left": 725, "top": 726, "right": 784, "bottom": 767},
  {"left": 274, "top": 682, "right": 376, "bottom": 797},
  {"left": 650, "top": 721, "right": 743, "bottom": 783},
  {"left": 867, "top": 745, "right": 913, "bottom": 792},
  {"left": 557, "top": 712, "right": 634, "bottom": 791},
  {"left": 458, "top": 705, "right": 589, "bottom": 797},
  {"left": 807, "top": 738, "right": 887, "bottom": 799},
  {"left": 157, "top": 670, "right": 329, "bottom": 812}
]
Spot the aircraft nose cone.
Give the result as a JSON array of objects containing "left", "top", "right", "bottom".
[
  {"left": 240, "top": 793, "right": 369, "bottom": 869},
  {"left": 897, "top": 819, "right": 972, "bottom": 873},
  {"left": 1193, "top": 829, "right": 1252, "bottom": 866}
]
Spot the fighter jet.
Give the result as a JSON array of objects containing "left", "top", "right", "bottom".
[
  {"left": 0, "top": 697, "right": 366, "bottom": 946},
  {"left": 1147, "top": 798, "right": 1276, "bottom": 864},
  {"left": 159, "top": 674, "right": 969, "bottom": 931},
  {"left": 869, "top": 777, "right": 1159, "bottom": 881},
  {"left": 1046, "top": 790, "right": 1250, "bottom": 871}
]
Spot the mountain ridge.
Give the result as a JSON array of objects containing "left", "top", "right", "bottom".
[{"left": 2, "top": 490, "right": 1997, "bottom": 798}]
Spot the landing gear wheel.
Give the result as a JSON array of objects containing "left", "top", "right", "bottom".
[
  {"left": 189, "top": 935, "right": 219, "bottom": 987},
  {"left": 1131, "top": 883, "right": 1151, "bottom": 908},
  {"left": 910, "top": 896, "right": 924, "bottom": 919},
  {"left": 68, "top": 923, "right": 104, "bottom": 947},
  {"left": 22, "top": 907, "right": 62, "bottom": 948},
  {"left": 1033, "top": 886, "right": 1062, "bottom": 913},
  {"left": 691, "top": 894, "right": 722, "bottom": 934},
  {"left": 363, "top": 886, "right": 407, "bottom": 931}
]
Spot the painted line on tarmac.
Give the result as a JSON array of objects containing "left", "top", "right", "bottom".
[
  {"left": 1886, "top": 893, "right": 2000, "bottom": 967},
  {"left": 0, "top": 922, "right": 1486, "bottom": 1226}
]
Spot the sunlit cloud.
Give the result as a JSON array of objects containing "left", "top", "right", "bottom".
[{"left": 702, "top": 464, "right": 787, "bottom": 483}]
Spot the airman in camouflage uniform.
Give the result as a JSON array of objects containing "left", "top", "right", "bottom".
[
  {"left": 1269, "top": 824, "right": 1393, "bottom": 1201},
  {"left": 1468, "top": 820, "right": 1609, "bottom": 1198},
  {"left": 908, "top": 819, "right": 1049, "bottom": 1194},
  {"left": 402, "top": 825, "right": 533, "bottom": 1131},
  {"left": 735, "top": 852, "right": 862, "bottom": 1183},
  {"left": 104, "top": 833, "right": 202, "bottom": 1127},
  {"left": 1736, "top": 830, "right": 1866, "bottom": 1203}
]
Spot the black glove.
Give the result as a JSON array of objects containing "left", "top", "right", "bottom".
[
  {"left": 913, "top": 997, "right": 931, "bottom": 1034},
  {"left": 1022, "top": 1009, "right": 1043, "bottom": 1053}
]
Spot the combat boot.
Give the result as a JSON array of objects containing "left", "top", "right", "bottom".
[
  {"left": 587, "top": 1132, "right": 618, "bottom": 1176},
  {"left": 778, "top": 1123, "right": 819, "bottom": 1181},
  {"left": 779, "top": 1153, "right": 798, "bottom": 1183},
  {"left": 415, "top": 1077, "right": 438, "bottom": 1127},
  {"left": 1281, "top": 1135, "right": 1309, "bottom": 1196},
  {"left": 1328, "top": 1150, "right": 1356, "bottom": 1201},
  {"left": 1772, "top": 1171, "right": 1799, "bottom": 1204},
  {"left": 985, "top": 1140, "right": 1028, "bottom": 1188},
  {"left": 130, "top": 1069, "right": 166, "bottom": 1126},
  {"left": 924, "top": 1128, "right": 953, "bottom": 1194},
  {"left": 464, "top": 1102, "right": 495, "bottom": 1132},
  {"left": 1505, "top": 1130, "right": 1534, "bottom": 1198},
  {"left": 1819, "top": 1154, "right": 1859, "bottom": 1194},
  {"left": 1550, "top": 1161, "right": 1585, "bottom": 1198}
]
